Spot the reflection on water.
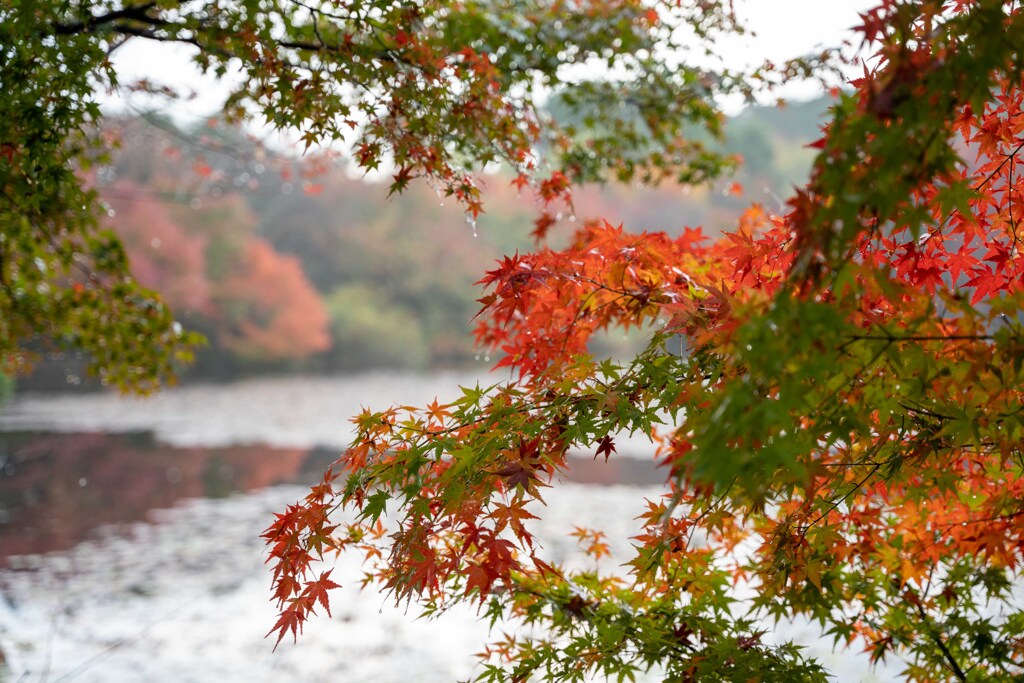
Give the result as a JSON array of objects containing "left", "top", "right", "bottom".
[
  {"left": 0, "top": 432, "right": 336, "bottom": 564},
  {"left": 0, "top": 431, "right": 661, "bottom": 565}
]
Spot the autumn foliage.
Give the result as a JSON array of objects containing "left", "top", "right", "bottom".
[
  {"left": 105, "top": 185, "right": 330, "bottom": 365},
  {"left": 108, "top": 181, "right": 214, "bottom": 316},
  {"left": 214, "top": 238, "right": 330, "bottom": 361},
  {"left": 266, "top": 3, "right": 1024, "bottom": 681}
]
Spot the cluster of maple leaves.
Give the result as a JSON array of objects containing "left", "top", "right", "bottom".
[{"left": 266, "top": 2, "right": 1024, "bottom": 681}]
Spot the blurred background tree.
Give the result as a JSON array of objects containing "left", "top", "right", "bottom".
[
  {"left": 5, "top": 0, "right": 825, "bottom": 391},
  {"left": 13, "top": 100, "right": 829, "bottom": 388}
]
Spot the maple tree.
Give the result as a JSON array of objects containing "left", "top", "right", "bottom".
[
  {"left": 105, "top": 180, "right": 214, "bottom": 316},
  {"left": 0, "top": 0, "right": 755, "bottom": 391},
  {"left": 266, "top": 2, "right": 1024, "bottom": 681},
  {"left": 214, "top": 236, "right": 331, "bottom": 361},
  {"left": 103, "top": 180, "right": 332, "bottom": 365}
]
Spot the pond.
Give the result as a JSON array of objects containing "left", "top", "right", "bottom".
[
  {"left": 0, "top": 372, "right": 889, "bottom": 682},
  {"left": 0, "top": 431, "right": 335, "bottom": 563},
  {"left": 0, "top": 429, "right": 661, "bottom": 565}
]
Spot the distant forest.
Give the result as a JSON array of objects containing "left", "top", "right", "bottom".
[{"left": 21, "top": 96, "right": 831, "bottom": 389}]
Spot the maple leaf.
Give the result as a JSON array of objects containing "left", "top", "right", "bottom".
[
  {"left": 531, "top": 211, "right": 557, "bottom": 241},
  {"left": 855, "top": 8, "right": 888, "bottom": 46},
  {"left": 660, "top": 298, "right": 699, "bottom": 331},
  {"left": 268, "top": 602, "right": 308, "bottom": 649},
  {"left": 966, "top": 266, "right": 1005, "bottom": 304},
  {"left": 492, "top": 500, "right": 539, "bottom": 539},
  {"left": 271, "top": 574, "right": 301, "bottom": 605},
  {"left": 424, "top": 398, "right": 450, "bottom": 424},
  {"left": 493, "top": 461, "right": 537, "bottom": 488},
  {"left": 595, "top": 435, "right": 616, "bottom": 462},
  {"left": 679, "top": 226, "right": 705, "bottom": 249},
  {"left": 464, "top": 562, "right": 493, "bottom": 598},
  {"left": 303, "top": 571, "right": 342, "bottom": 617},
  {"left": 510, "top": 173, "right": 531, "bottom": 192},
  {"left": 945, "top": 244, "right": 979, "bottom": 282},
  {"left": 538, "top": 171, "right": 570, "bottom": 203},
  {"left": 388, "top": 166, "right": 415, "bottom": 196}
]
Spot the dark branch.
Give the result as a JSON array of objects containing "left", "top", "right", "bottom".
[
  {"left": 51, "top": 6, "right": 390, "bottom": 67},
  {"left": 51, "top": 3, "right": 160, "bottom": 35},
  {"left": 846, "top": 333, "right": 994, "bottom": 344},
  {"left": 278, "top": 39, "right": 334, "bottom": 51},
  {"left": 108, "top": 24, "right": 202, "bottom": 50},
  {"left": 915, "top": 603, "right": 967, "bottom": 682}
]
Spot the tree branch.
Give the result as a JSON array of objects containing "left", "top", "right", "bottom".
[
  {"left": 846, "top": 333, "right": 994, "bottom": 343},
  {"left": 51, "top": 3, "right": 161, "bottom": 35},
  {"left": 915, "top": 602, "right": 967, "bottom": 682},
  {"left": 108, "top": 24, "right": 202, "bottom": 50}
]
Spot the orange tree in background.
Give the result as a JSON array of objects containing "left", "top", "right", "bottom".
[
  {"left": 265, "top": 2, "right": 1024, "bottom": 681},
  {"left": 108, "top": 181, "right": 331, "bottom": 364},
  {"left": 0, "top": 0, "right": 757, "bottom": 391}
]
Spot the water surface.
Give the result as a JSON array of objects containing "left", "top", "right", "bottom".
[{"left": 0, "top": 428, "right": 660, "bottom": 566}]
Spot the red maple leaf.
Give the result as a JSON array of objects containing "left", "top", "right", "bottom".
[
  {"left": 595, "top": 435, "right": 617, "bottom": 462},
  {"left": 303, "top": 570, "right": 342, "bottom": 617},
  {"left": 494, "top": 461, "right": 536, "bottom": 488}
]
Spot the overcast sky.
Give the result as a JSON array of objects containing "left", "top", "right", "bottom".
[
  {"left": 727, "top": 0, "right": 872, "bottom": 65},
  {"left": 104, "top": 0, "right": 875, "bottom": 123}
]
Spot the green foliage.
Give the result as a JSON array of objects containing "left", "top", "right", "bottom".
[
  {"left": 325, "top": 284, "right": 428, "bottom": 371},
  {"left": 0, "top": 372, "right": 14, "bottom": 406},
  {"left": 0, "top": 4, "right": 196, "bottom": 391}
]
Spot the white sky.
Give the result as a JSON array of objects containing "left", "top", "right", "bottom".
[
  {"left": 725, "top": 0, "right": 872, "bottom": 66},
  {"left": 720, "top": 0, "right": 874, "bottom": 101},
  {"left": 103, "top": 1, "right": 875, "bottom": 124}
]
